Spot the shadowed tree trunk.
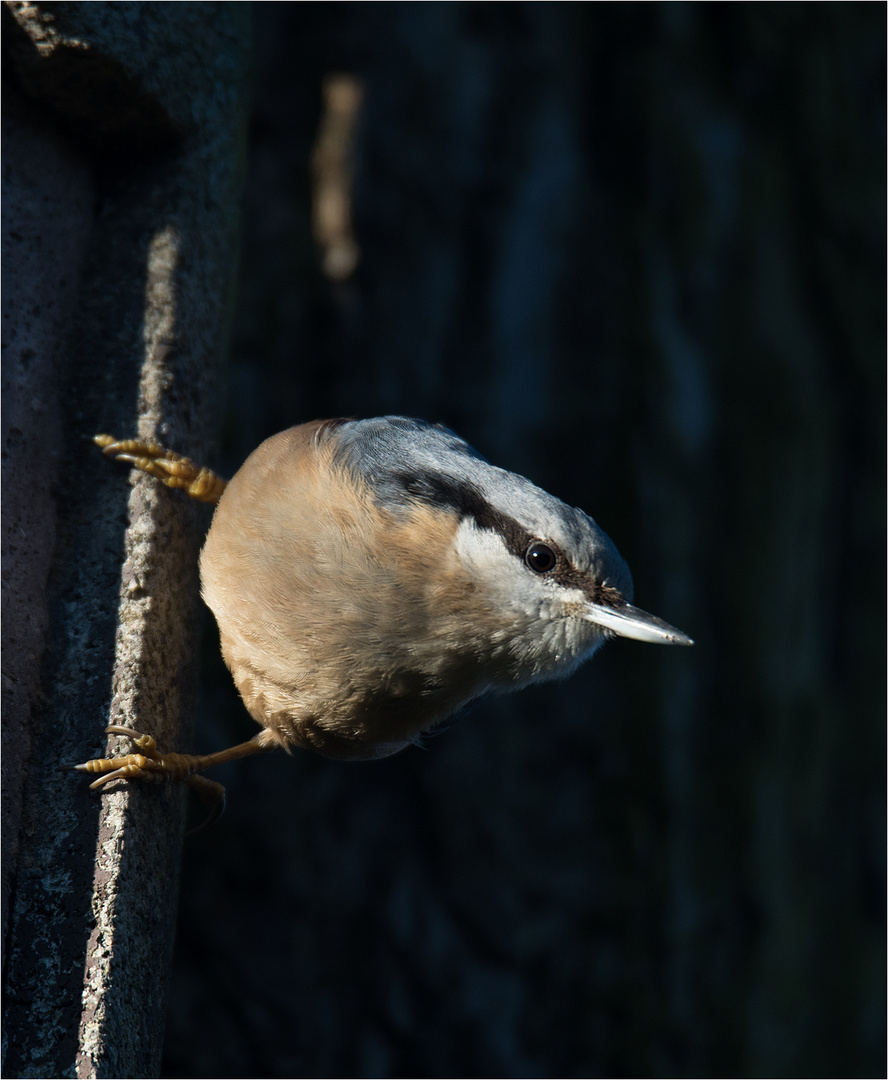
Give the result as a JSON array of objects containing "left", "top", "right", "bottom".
[{"left": 1, "top": 4, "right": 251, "bottom": 1076}]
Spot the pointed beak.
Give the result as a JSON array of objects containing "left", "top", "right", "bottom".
[{"left": 584, "top": 600, "right": 694, "bottom": 646}]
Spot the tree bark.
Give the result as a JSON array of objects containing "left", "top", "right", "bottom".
[{"left": 1, "top": 4, "right": 251, "bottom": 1077}]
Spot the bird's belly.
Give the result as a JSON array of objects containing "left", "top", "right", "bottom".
[{"left": 225, "top": 635, "right": 484, "bottom": 760}]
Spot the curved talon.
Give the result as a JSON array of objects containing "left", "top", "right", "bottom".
[
  {"left": 96, "top": 435, "right": 174, "bottom": 459},
  {"left": 86, "top": 757, "right": 157, "bottom": 789},
  {"left": 104, "top": 724, "right": 158, "bottom": 753},
  {"left": 94, "top": 434, "right": 228, "bottom": 504}
]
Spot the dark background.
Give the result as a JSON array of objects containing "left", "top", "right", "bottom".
[{"left": 162, "top": 5, "right": 884, "bottom": 1077}]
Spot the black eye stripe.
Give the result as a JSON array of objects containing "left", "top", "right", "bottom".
[
  {"left": 391, "top": 469, "right": 616, "bottom": 603},
  {"left": 394, "top": 470, "right": 530, "bottom": 561}
]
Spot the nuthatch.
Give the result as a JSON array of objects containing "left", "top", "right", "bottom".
[{"left": 78, "top": 417, "right": 692, "bottom": 822}]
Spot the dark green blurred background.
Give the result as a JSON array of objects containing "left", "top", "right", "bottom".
[{"left": 162, "top": 5, "right": 885, "bottom": 1077}]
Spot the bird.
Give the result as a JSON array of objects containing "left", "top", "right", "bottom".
[{"left": 77, "top": 417, "right": 692, "bottom": 824}]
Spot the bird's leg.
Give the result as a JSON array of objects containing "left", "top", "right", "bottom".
[
  {"left": 95, "top": 434, "right": 228, "bottom": 505},
  {"left": 74, "top": 725, "right": 271, "bottom": 832}
]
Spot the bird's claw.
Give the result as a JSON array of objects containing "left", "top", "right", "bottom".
[
  {"left": 74, "top": 724, "right": 227, "bottom": 833},
  {"left": 95, "top": 435, "right": 227, "bottom": 504}
]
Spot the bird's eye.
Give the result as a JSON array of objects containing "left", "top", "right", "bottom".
[{"left": 525, "top": 542, "right": 557, "bottom": 573}]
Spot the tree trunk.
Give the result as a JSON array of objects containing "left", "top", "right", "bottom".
[{"left": 1, "top": 4, "right": 251, "bottom": 1076}]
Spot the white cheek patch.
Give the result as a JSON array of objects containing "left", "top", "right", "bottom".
[
  {"left": 455, "top": 517, "right": 513, "bottom": 575},
  {"left": 455, "top": 516, "right": 518, "bottom": 578},
  {"left": 455, "top": 518, "right": 541, "bottom": 611},
  {"left": 456, "top": 519, "right": 567, "bottom": 619}
]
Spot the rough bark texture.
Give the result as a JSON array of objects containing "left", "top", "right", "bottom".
[
  {"left": 162, "top": 6, "right": 884, "bottom": 1079},
  {"left": 1, "top": 4, "right": 251, "bottom": 1077}
]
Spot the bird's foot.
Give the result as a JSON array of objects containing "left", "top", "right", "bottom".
[
  {"left": 95, "top": 434, "right": 228, "bottom": 504},
  {"left": 74, "top": 725, "right": 228, "bottom": 833}
]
